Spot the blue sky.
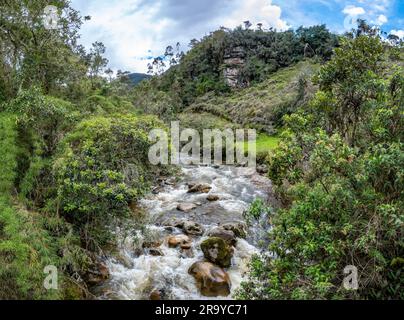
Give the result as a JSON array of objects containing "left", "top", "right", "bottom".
[{"left": 70, "top": 0, "right": 403, "bottom": 73}]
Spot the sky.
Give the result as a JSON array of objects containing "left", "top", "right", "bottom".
[{"left": 70, "top": 0, "right": 404, "bottom": 73}]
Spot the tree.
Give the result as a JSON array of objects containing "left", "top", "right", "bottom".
[
  {"left": 87, "top": 41, "right": 109, "bottom": 87},
  {"left": 105, "top": 68, "right": 114, "bottom": 82},
  {"left": 0, "top": 0, "right": 86, "bottom": 95}
]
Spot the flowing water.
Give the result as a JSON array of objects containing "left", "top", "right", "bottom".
[{"left": 95, "top": 161, "right": 273, "bottom": 300}]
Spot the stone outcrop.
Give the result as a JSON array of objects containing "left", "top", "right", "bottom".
[
  {"left": 207, "top": 227, "right": 237, "bottom": 246},
  {"left": 182, "top": 220, "right": 204, "bottom": 236},
  {"left": 188, "top": 261, "right": 231, "bottom": 297},
  {"left": 221, "top": 222, "right": 247, "bottom": 239},
  {"left": 177, "top": 202, "right": 197, "bottom": 212},
  {"left": 223, "top": 46, "right": 246, "bottom": 88},
  {"left": 200, "top": 237, "right": 233, "bottom": 268},
  {"left": 187, "top": 183, "right": 212, "bottom": 194},
  {"left": 167, "top": 234, "right": 192, "bottom": 249}
]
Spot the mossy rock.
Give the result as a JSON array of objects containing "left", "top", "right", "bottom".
[{"left": 200, "top": 237, "right": 233, "bottom": 268}]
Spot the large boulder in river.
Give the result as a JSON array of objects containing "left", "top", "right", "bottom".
[
  {"left": 177, "top": 202, "right": 197, "bottom": 212},
  {"left": 188, "top": 261, "right": 231, "bottom": 297},
  {"left": 182, "top": 221, "right": 204, "bottom": 236},
  {"left": 187, "top": 183, "right": 212, "bottom": 193},
  {"left": 221, "top": 222, "right": 247, "bottom": 239},
  {"left": 200, "top": 237, "right": 233, "bottom": 268},
  {"left": 167, "top": 234, "right": 192, "bottom": 249},
  {"left": 207, "top": 227, "right": 236, "bottom": 246}
]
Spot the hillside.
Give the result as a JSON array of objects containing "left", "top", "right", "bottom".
[
  {"left": 185, "top": 60, "right": 320, "bottom": 133},
  {"left": 128, "top": 73, "right": 151, "bottom": 85}
]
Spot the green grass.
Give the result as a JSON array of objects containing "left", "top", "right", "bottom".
[
  {"left": 254, "top": 134, "right": 280, "bottom": 153},
  {"left": 239, "top": 134, "right": 280, "bottom": 153},
  {"left": 187, "top": 60, "right": 320, "bottom": 132}
]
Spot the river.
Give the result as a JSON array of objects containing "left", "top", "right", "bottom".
[{"left": 94, "top": 160, "right": 273, "bottom": 300}]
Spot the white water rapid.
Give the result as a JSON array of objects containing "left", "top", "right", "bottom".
[{"left": 94, "top": 161, "right": 273, "bottom": 300}]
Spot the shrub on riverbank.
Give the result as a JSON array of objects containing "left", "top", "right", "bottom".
[
  {"left": 237, "top": 34, "right": 404, "bottom": 300},
  {"left": 55, "top": 114, "right": 168, "bottom": 249}
]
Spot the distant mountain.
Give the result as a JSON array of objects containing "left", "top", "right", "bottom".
[{"left": 128, "top": 73, "right": 151, "bottom": 85}]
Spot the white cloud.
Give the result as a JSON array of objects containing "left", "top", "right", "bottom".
[
  {"left": 390, "top": 30, "right": 404, "bottom": 39},
  {"left": 376, "top": 14, "right": 388, "bottom": 25},
  {"left": 219, "top": 0, "right": 289, "bottom": 31},
  {"left": 343, "top": 5, "right": 366, "bottom": 16},
  {"left": 72, "top": 0, "right": 288, "bottom": 73}
]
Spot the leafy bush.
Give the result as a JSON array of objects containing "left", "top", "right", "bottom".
[
  {"left": 55, "top": 114, "right": 167, "bottom": 249},
  {"left": 237, "top": 35, "right": 403, "bottom": 300}
]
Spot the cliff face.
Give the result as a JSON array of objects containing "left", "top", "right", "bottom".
[{"left": 223, "top": 46, "right": 246, "bottom": 88}]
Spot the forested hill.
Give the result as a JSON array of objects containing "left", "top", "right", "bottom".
[
  {"left": 128, "top": 73, "right": 151, "bottom": 85},
  {"left": 146, "top": 25, "right": 338, "bottom": 106}
]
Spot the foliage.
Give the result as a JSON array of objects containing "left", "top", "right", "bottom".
[
  {"left": 187, "top": 60, "right": 319, "bottom": 132},
  {"left": 237, "top": 34, "right": 404, "bottom": 300},
  {"left": 55, "top": 114, "right": 167, "bottom": 249},
  {"left": 151, "top": 25, "right": 336, "bottom": 107},
  {"left": 243, "top": 198, "right": 271, "bottom": 224}
]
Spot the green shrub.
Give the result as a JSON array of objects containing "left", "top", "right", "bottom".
[
  {"left": 237, "top": 35, "right": 404, "bottom": 300},
  {"left": 55, "top": 114, "right": 167, "bottom": 249}
]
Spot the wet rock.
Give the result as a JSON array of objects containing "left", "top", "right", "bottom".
[
  {"left": 147, "top": 248, "right": 164, "bottom": 256},
  {"left": 142, "top": 240, "right": 162, "bottom": 249},
  {"left": 207, "top": 194, "right": 220, "bottom": 202},
  {"left": 150, "top": 288, "right": 165, "bottom": 300},
  {"left": 187, "top": 183, "right": 212, "bottom": 194},
  {"left": 188, "top": 261, "right": 231, "bottom": 297},
  {"left": 207, "top": 227, "right": 236, "bottom": 246},
  {"left": 86, "top": 262, "right": 110, "bottom": 285},
  {"left": 182, "top": 221, "right": 204, "bottom": 236},
  {"left": 152, "top": 186, "right": 163, "bottom": 194},
  {"left": 180, "top": 248, "right": 194, "bottom": 258},
  {"left": 177, "top": 202, "right": 197, "bottom": 212},
  {"left": 167, "top": 234, "right": 192, "bottom": 249},
  {"left": 200, "top": 237, "right": 233, "bottom": 268},
  {"left": 161, "top": 218, "right": 184, "bottom": 228},
  {"left": 165, "top": 177, "right": 176, "bottom": 186},
  {"left": 257, "top": 165, "right": 268, "bottom": 174},
  {"left": 221, "top": 222, "right": 247, "bottom": 239}
]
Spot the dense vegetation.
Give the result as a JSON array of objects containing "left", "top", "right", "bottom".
[
  {"left": 237, "top": 29, "right": 403, "bottom": 300},
  {"left": 147, "top": 25, "right": 337, "bottom": 107},
  {"left": 0, "top": 1, "right": 166, "bottom": 298},
  {"left": 0, "top": 1, "right": 402, "bottom": 300}
]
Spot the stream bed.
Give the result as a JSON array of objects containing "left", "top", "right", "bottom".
[{"left": 94, "top": 161, "right": 273, "bottom": 300}]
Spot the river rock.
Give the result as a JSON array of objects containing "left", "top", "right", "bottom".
[
  {"left": 147, "top": 248, "right": 164, "bottom": 256},
  {"left": 180, "top": 248, "right": 194, "bottom": 258},
  {"left": 150, "top": 288, "right": 166, "bottom": 300},
  {"left": 86, "top": 262, "right": 110, "bottom": 285},
  {"left": 200, "top": 237, "right": 233, "bottom": 268},
  {"left": 142, "top": 240, "right": 162, "bottom": 248},
  {"left": 207, "top": 227, "right": 236, "bottom": 246},
  {"left": 257, "top": 165, "right": 268, "bottom": 174},
  {"left": 182, "top": 221, "right": 204, "bottom": 236},
  {"left": 221, "top": 222, "right": 247, "bottom": 239},
  {"left": 207, "top": 194, "right": 220, "bottom": 201},
  {"left": 187, "top": 183, "right": 212, "bottom": 193},
  {"left": 177, "top": 202, "right": 197, "bottom": 212},
  {"left": 167, "top": 234, "right": 192, "bottom": 249},
  {"left": 188, "top": 261, "right": 231, "bottom": 297}
]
